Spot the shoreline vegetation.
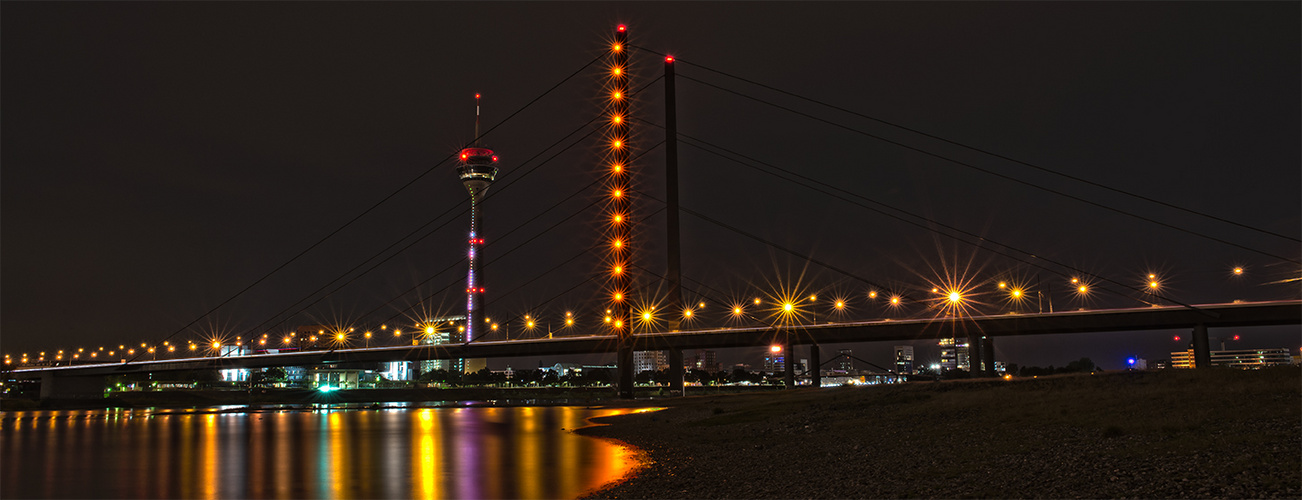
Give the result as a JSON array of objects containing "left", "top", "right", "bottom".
[
  {"left": 577, "top": 368, "right": 1300, "bottom": 499},
  {"left": 0, "top": 385, "right": 777, "bottom": 411}
]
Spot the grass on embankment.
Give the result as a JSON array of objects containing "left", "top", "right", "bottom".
[{"left": 581, "top": 368, "right": 1301, "bottom": 499}]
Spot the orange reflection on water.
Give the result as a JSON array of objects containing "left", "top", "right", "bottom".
[
  {"left": 416, "top": 408, "right": 442, "bottom": 500},
  {"left": 1, "top": 406, "right": 651, "bottom": 499}
]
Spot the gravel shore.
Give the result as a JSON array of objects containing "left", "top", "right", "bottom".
[{"left": 578, "top": 368, "right": 1300, "bottom": 499}]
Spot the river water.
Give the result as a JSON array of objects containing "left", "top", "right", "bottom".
[{"left": 0, "top": 405, "right": 648, "bottom": 499}]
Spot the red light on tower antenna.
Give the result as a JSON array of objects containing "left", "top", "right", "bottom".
[
  {"left": 665, "top": 56, "right": 674, "bottom": 63},
  {"left": 475, "top": 93, "right": 481, "bottom": 99},
  {"left": 617, "top": 24, "right": 627, "bottom": 32}
]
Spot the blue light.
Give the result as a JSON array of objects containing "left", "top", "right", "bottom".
[
  {"left": 319, "top": 385, "right": 336, "bottom": 392},
  {"left": 1126, "top": 358, "right": 1136, "bottom": 366}
]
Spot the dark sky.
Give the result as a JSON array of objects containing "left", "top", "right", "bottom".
[{"left": 3, "top": 2, "right": 1299, "bottom": 370}]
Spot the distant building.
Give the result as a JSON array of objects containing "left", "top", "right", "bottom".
[
  {"left": 1170, "top": 348, "right": 1293, "bottom": 369},
  {"left": 310, "top": 368, "right": 360, "bottom": 389},
  {"left": 540, "top": 362, "right": 584, "bottom": 377},
  {"left": 220, "top": 368, "right": 250, "bottom": 382},
  {"left": 764, "top": 348, "right": 785, "bottom": 374},
  {"left": 894, "top": 346, "right": 914, "bottom": 375},
  {"left": 464, "top": 358, "right": 487, "bottom": 374},
  {"left": 219, "top": 345, "right": 251, "bottom": 358},
  {"left": 415, "top": 318, "right": 466, "bottom": 373},
  {"left": 284, "top": 366, "right": 307, "bottom": 384},
  {"left": 634, "top": 350, "right": 667, "bottom": 374},
  {"left": 690, "top": 350, "right": 720, "bottom": 372},
  {"left": 939, "top": 338, "right": 970, "bottom": 371},
  {"left": 838, "top": 349, "right": 854, "bottom": 372},
  {"left": 379, "top": 361, "right": 412, "bottom": 381}
]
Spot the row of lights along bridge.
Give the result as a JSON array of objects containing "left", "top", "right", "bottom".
[{"left": 2, "top": 267, "right": 1258, "bottom": 367}]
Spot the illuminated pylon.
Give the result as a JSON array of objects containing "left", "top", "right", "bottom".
[
  {"left": 606, "top": 25, "right": 632, "bottom": 330},
  {"left": 457, "top": 94, "right": 499, "bottom": 347},
  {"left": 607, "top": 24, "right": 635, "bottom": 398}
]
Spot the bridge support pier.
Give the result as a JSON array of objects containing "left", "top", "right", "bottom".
[
  {"left": 809, "top": 344, "right": 821, "bottom": 388},
  {"left": 783, "top": 342, "right": 795, "bottom": 389},
  {"left": 617, "top": 339, "right": 634, "bottom": 398},
  {"left": 668, "top": 348, "right": 684, "bottom": 396},
  {"left": 967, "top": 331, "right": 982, "bottom": 377},
  {"left": 40, "top": 372, "right": 106, "bottom": 400},
  {"left": 1193, "top": 323, "right": 1211, "bottom": 369},
  {"left": 982, "top": 336, "right": 996, "bottom": 377}
]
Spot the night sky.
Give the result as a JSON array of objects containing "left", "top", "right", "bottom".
[{"left": 3, "top": 2, "right": 1299, "bottom": 371}]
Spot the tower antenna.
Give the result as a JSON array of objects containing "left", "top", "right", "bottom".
[{"left": 474, "top": 93, "right": 481, "bottom": 146}]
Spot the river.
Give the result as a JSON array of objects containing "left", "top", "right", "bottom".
[{"left": 0, "top": 405, "right": 649, "bottom": 499}]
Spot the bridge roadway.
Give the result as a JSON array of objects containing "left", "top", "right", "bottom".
[{"left": 11, "top": 300, "right": 1300, "bottom": 380}]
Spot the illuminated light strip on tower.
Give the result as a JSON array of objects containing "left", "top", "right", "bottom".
[{"left": 606, "top": 24, "right": 632, "bottom": 335}]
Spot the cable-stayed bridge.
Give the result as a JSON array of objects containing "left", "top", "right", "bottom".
[{"left": 7, "top": 25, "right": 1300, "bottom": 400}]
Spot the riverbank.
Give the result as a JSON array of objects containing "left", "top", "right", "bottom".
[{"left": 578, "top": 368, "right": 1301, "bottom": 499}]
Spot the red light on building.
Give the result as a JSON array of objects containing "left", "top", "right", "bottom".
[
  {"left": 665, "top": 56, "right": 674, "bottom": 63},
  {"left": 1173, "top": 335, "right": 1181, "bottom": 342},
  {"left": 617, "top": 24, "right": 626, "bottom": 32}
]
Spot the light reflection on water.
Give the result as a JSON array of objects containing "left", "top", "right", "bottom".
[{"left": 0, "top": 406, "right": 646, "bottom": 499}]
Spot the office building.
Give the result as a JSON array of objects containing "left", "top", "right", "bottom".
[
  {"left": 1170, "top": 348, "right": 1293, "bottom": 369},
  {"left": 939, "top": 338, "right": 970, "bottom": 371},
  {"left": 634, "top": 350, "right": 667, "bottom": 374},
  {"left": 894, "top": 345, "right": 914, "bottom": 375}
]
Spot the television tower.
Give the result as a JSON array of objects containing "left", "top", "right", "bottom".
[{"left": 457, "top": 93, "right": 499, "bottom": 344}]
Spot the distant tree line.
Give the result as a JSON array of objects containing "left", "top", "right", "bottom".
[
  {"left": 1006, "top": 357, "right": 1100, "bottom": 377},
  {"left": 910, "top": 357, "right": 1100, "bottom": 380},
  {"left": 416, "top": 367, "right": 788, "bottom": 387}
]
